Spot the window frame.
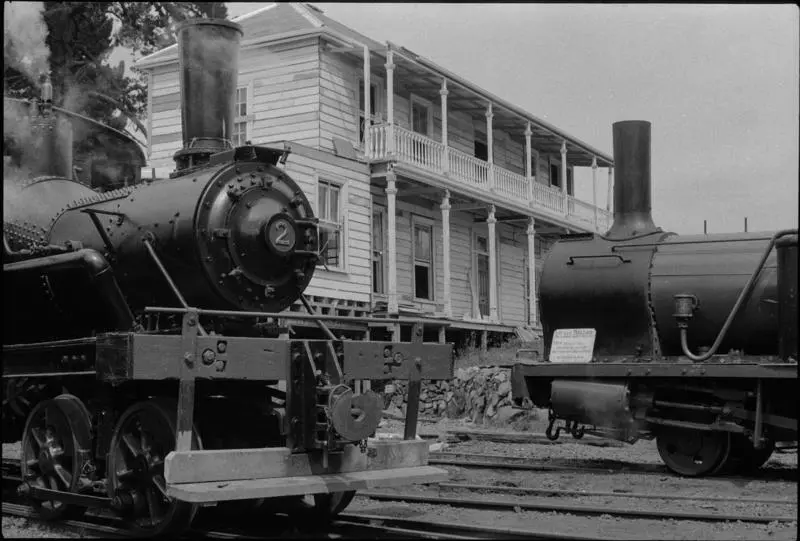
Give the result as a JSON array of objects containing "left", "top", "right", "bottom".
[
  {"left": 411, "top": 216, "right": 435, "bottom": 302},
  {"left": 315, "top": 175, "right": 348, "bottom": 273},
  {"left": 357, "top": 75, "right": 384, "bottom": 144},
  {"left": 529, "top": 148, "right": 540, "bottom": 181},
  {"left": 549, "top": 156, "right": 561, "bottom": 189},
  {"left": 232, "top": 83, "right": 254, "bottom": 147},
  {"left": 409, "top": 93, "right": 434, "bottom": 138},
  {"left": 372, "top": 206, "right": 387, "bottom": 295}
]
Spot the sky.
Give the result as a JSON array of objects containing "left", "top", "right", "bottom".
[{"left": 131, "top": 3, "right": 800, "bottom": 235}]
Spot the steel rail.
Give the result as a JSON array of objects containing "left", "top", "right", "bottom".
[
  {"left": 338, "top": 512, "right": 609, "bottom": 540},
  {"left": 2, "top": 502, "right": 126, "bottom": 538},
  {"left": 427, "top": 452, "right": 798, "bottom": 482},
  {"left": 360, "top": 492, "right": 798, "bottom": 524},
  {"left": 437, "top": 482, "right": 798, "bottom": 506}
]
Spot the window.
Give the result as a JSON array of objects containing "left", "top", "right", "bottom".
[
  {"left": 474, "top": 234, "right": 490, "bottom": 317},
  {"left": 232, "top": 86, "right": 249, "bottom": 147},
  {"left": 413, "top": 221, "right": 434, "bottom": 300},
  {"left": 410, "top": 94, "right": 433, "bottom": 137},
  {"left": 567, "top": 167, "right": 574, "bottom": 196},
  {"left": 550, "top": 161, "right": 560, "bottom": 189},
  {"left": 317, "top": 180, "right": 344, "bottom": 270},
  {"left": 358, "top": 80, "right": 380, "bottom": 143},
  {"left": 474, "top": 140, "right": 488, "bottom": 161},
  {"left": 372, "top": 208, "right": 385, "bottom": 294}
]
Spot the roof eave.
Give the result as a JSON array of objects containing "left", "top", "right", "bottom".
[
  {"left": 134, "top": 27, "right": 348, "bottom": 71},
  {"left": 387, "top": 41, "right": 614, "bottom": 166}
]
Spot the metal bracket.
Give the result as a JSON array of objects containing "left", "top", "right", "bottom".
[
  {"left": 176, "top": 309, "right": 199, "bottom": 452},
  {"left": 404, "top": 322, "right": 424, "bottom": 440}
]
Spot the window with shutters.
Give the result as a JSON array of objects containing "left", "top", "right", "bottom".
[
  {"left": 317, "top": 180, "right": 345, "bottom": 271},
  {"left": 232, "top": 86, "right": 249, "bottom": 147},
  {"left": 372, "top": 208, "right": 385, "bottom": 294},
  {"left": 413, "top": 219, "right": 434, "bottom": 301}
]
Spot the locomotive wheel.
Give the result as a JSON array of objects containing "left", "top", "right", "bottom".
[
  {"left": 722, "top": 435, "right": 775, "bottom": 474},
  {"left": 656, "top": 426, "right": 731, "bottom": 477},
  {"left": 107, "top": 399, "right": 201, "bottom": 538},
  {"left": 20, "top": 394, "right": 93, "bottom": 520}
]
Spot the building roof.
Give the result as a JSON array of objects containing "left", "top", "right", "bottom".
[{"left": 134, "top": 2, "right": 613, "bottom": 166}]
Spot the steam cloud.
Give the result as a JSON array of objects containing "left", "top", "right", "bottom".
[
  {"left": 3, "top": 2, "right": 52, "bottom": 223},
  {"left": 3, "top": 2, "right": 50, "bottom": 86}
]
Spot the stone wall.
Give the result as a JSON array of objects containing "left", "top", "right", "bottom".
[{"left": 382, "top": 366, "right": 529, "bottom": 425}]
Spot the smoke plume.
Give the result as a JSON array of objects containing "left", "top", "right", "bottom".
[{"left": 3, "top": 2, "right": 51, "bottom": 85}]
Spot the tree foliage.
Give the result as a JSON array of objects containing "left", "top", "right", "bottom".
[{"left": 4, "top": 2, "right": 227, "bottom": 137}]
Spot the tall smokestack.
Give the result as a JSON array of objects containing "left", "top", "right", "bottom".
[
  {"left": 605, "top": 120, "right": 660, "bottom": 239},
  {"left": 173, "top": 18, "right": 243, "bottom": 172}
]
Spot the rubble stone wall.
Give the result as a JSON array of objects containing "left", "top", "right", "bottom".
[{"left": 382, "top": 366, "right": 526, "bottom": 425}]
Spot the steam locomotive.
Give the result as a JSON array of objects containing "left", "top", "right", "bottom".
[
  {"left": 3, "top": 19, "right": 453, "bottom": 536},
  {"left": 512, "top": 121, "right": 797, "bottom": 477}
]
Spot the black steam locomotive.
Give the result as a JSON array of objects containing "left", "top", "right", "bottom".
[
  {"left": 512, "top": 121, "right": 797, "bottom": 477},
  {"left": 3, "top": 19, "right": 453, "bottom": 536}
]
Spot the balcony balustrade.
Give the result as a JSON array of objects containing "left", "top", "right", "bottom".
[{"left": 366, "top": 124, "right": 611, "bottom": 232}]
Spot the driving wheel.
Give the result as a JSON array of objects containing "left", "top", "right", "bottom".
[
  {"left": 107, "top": 398, "right": 201, "bottom": 538},
  {"left": 656, "top": 426, "right": 730, "bottom": 477},
  {"left": 20, "top": 394, "right": 93, "bottom": 520}
]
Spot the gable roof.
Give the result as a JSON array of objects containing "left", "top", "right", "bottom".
[
  {"left": 134, "top": 2, "right": 376, "bottom": 70},
  {"left": 134, "top": 3, "right": 613, "bottom": 165}
]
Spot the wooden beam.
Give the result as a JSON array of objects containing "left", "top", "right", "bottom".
[
  {"left": 450, "top": 203, "right": 486, "bottom": 212},
  {"left": 328, "top": 45, "right": 359, "bottom": 54},
  {"left": 441, "top": 191, "right": 452, "bottom": 319},
  {"left": 474, "top": 216, "right": 529, "bottom": 223},
  {"left": 402, "top": 186, "right": 446, "bottom": 197}
]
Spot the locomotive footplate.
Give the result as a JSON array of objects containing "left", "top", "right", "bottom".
[{"left": 163, "top": 439, "right": 445, "bottom": 503}]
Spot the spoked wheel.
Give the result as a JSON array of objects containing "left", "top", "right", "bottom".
[
  {"left": 722, "top": 435, "right": 775, "bottom": 474},
  {"left": 656, "top": 426, "right": 731, "bottom": 477},
  {"left": 20, "top": 394, "right": 93, "bottom": 520},
  {"left": 107, "top": 399, "right": 201, "bottom": 538}
]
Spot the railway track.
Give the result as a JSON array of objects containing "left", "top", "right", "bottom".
[
  {"left": 359, "top": 491, "right": 798, "bottom": 524},
  {"left": 4, "top": 453, "right": 798, "bottom": 539},
  {"left": 1, "top": 499, "right": 599, "bottom": 540},
  {"left": 428, "top": 451, "right": 799, "bottom": 482}
]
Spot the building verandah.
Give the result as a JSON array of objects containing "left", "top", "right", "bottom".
[
  {"left": 367, "top": 163, "right": 568, "bottom": 343},
  {"left": 354, "top": 42, "right": 616, "bottom": 237}
]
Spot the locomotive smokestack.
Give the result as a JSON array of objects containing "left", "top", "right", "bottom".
[
  {"left": 606, "top": 120, "right": 660, "bottom": 239},
  {"left": 173, "top": 18, "right": 243, "bottom": 172}
]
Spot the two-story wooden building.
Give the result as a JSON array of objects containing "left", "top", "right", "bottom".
[{"left": 134, "top": 2, "right": 615, "bottom": 349}]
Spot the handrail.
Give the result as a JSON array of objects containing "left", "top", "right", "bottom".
[{"left": 144, "top": 305, "right": 454, "bottom": 326}]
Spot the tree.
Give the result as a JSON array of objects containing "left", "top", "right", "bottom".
[{"left": 4, "top": 2, "right": 227, "bottom": 138}]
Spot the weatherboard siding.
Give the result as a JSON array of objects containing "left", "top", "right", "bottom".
[
  {"left": 280, "top": 145, "right": 372, "bottom": 303},
  {"left": 146, "top": 38, "right": 322, "bottom": 171},
  {"left": 368, "top": 189, "right": 531, "bottom": 326}
]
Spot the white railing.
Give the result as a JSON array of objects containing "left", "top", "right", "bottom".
[
  {"left": 394, "top": 125, "right": 444, "bottom": 172},
  {"left": 365, "top": 123, "right": 389, "bottom": 160},
  {"left": 448, "top": 146, "right": 489, "bottom": 188},
  {"left": 493, "top": 167, "right": 528, "bottom": 201},
  {"left": 532, "top": 181, "right": 565, "bottom": 214},
  {"left": 365, "top": 124, "right": 610, "bottom": 233}
]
